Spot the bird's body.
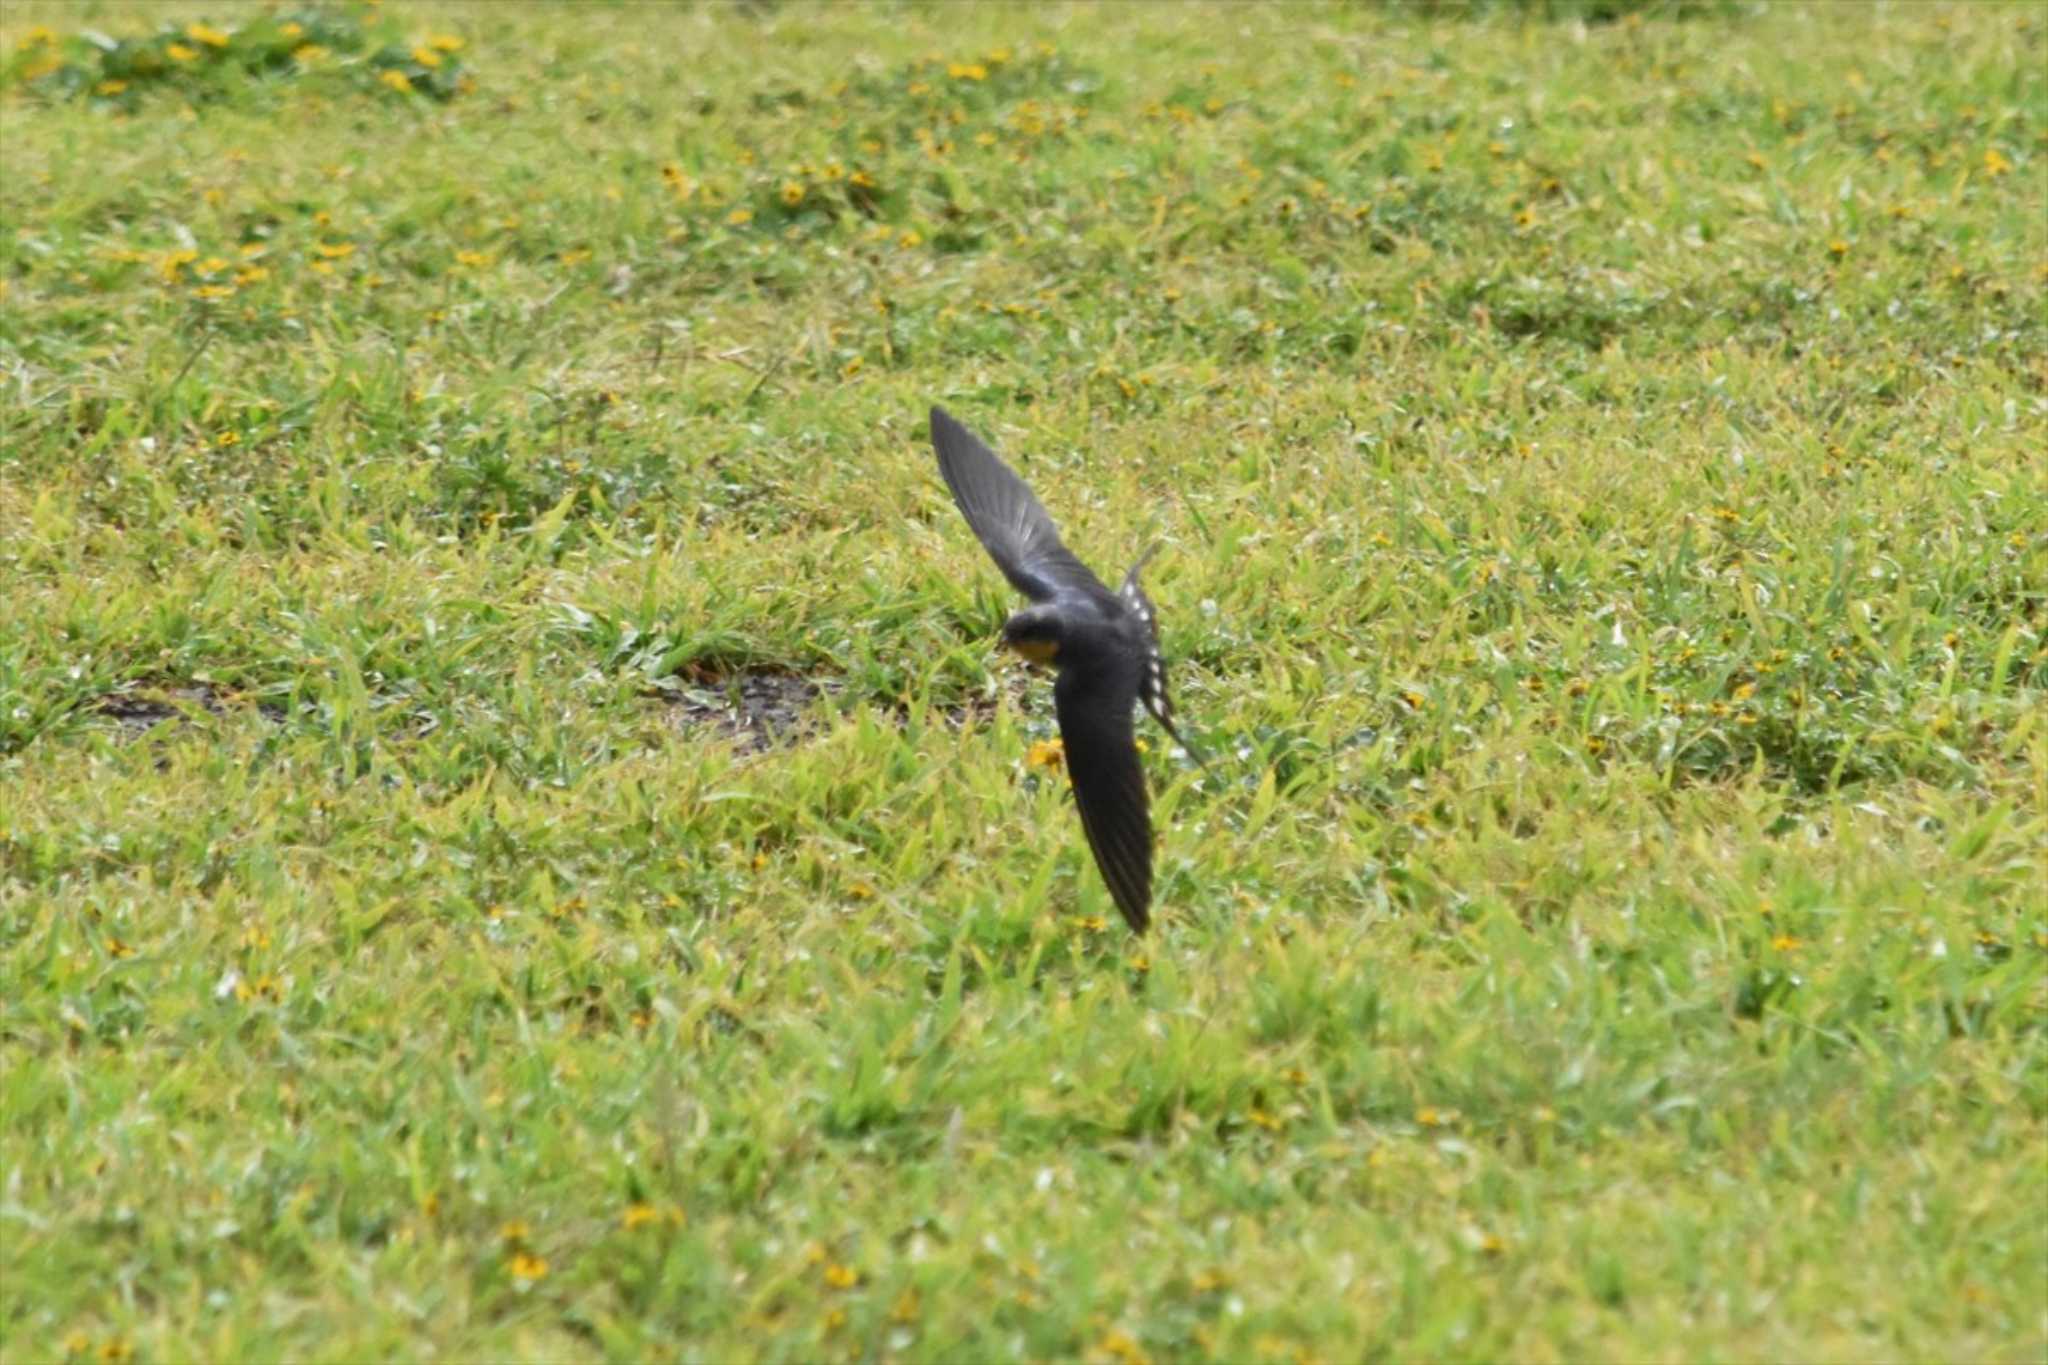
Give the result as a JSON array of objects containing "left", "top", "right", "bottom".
[{"left": 928, "top": 405, "right": 1196, "bottom": 932}]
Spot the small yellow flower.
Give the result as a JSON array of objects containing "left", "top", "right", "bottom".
[
  {"left": 96, "top": 79, "right": 129, "bottom": 96},
  {"left": 454, "top": 249, "right": 492, "bottom": 268},
  {"left": 186, "top": 21, "right": 230, "bottom": 48},
  {"left": 947, "top": 61, "right": 988, "bottom": 81},
  {"left": 1416, "top": 1105, "right": 1444, "bottom": 1127},
  {"left": 235, "top": 265, "right": 268, "bottom": 285},
  {"left": 18, "top": 24, "right": 56, "bottom": 49},
  {"left": 292, "top": 43, "right": 326, "bottom": 65},
  {"left": 500, "top": 1219, "right": 531, "bottom": 1244},
  {"left": 197, "top": 281, "right": 238, "bottom": 302},
  {"left": 847, "top": 881, "right": 875, "bottom": 901},
  {"left": 1025, "top": 737, "right": 1065, "bottom": 771},
  {"left": 107, "top": 937, "right": 136, "bottom": 959},
  {"left": 1077, "top": 915, "right": 1107, "bottom": 933},
  {"left": 841, "top": 356, "right": 864, "bottom": 378},
  {"left": 1093, "top": 1329, "right": 1149, "bottom": 1365},
  {"left": 1828, "top": 238, "right": 1849, "bottom": 257},
  {"left": 1983, "top": 148, "right": 2013, "bottom": 177},
  {"left": 97, "top": 1341, "right": 133, "bottom": 1364},
  {"left": 622, "top": 1202, "right": 658, "bottom": 1230},
  {"left": 1731, "top": 681, "right": 1757, "bottom": 701},
  {"left": 314, "top": 241, "right": 355, "bottom": 259},
  {"left": 428, "top": 33, "right": 465, "bottom": 52},
  {"left": 1771, "top": 934, "right": 1802, "bottom": 952},
  {"left": 823, "top": 1262, "right": 860, "bottom": 1289},
  {"left": 725, "top": 208, "right": 754, "bottom": 226},
  {"left": 166, "top": 42, "right": 198, "bottom": 62},
  {"left": 379, "top": 69, "right": 413, "bottom": 93},
  {"left": 780, "top": 180, "right": 805, "bottom": 207},
  {"left": 280, "top": 21, "right": 304, "bottom": 39},
  {"left": 412, "top": 45, "right": 443, "bottom": 68},
  {"left": 897, "top": 229, "right": 923, "bottom": 248},
  {"left": 508, "top": 1251, "right": 549, "bottom": 1281}
]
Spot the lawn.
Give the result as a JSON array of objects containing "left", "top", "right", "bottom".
[{"left": 2, "top": 2, "right": 2044, "bottom": 1360}]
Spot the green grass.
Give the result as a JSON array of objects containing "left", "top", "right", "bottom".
[{"left": 3, "top": 2, "right": 2044, "bottom": 1360}]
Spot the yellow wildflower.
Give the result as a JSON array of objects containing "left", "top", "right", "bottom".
[
  {"left": 186, "top": 21, "right": 230, "bottom": 48},
  {"left": 621, "top": 1203, "right": 658, "bottom": 1229},
  {"left": 1983, "top": 148, "right": 2013, "bottom": 177},
  {"left": 216, "top": 430, "right": 240, "bottom": 447},
  {"left": 897, "top": 229, "right": 923, "bottom": 248},
  {"left": 292, "top": 44, "right": 326, "bottom": 65},
  {"left": 379, "top": 69, "right": 413, "bottom": 93},
  {"left": 313, "top": 241, "right": 355, "bottom": 259},
  {"left": 454, "top": 249, "right": 492, "bottom": 268},
  {"left": 1025, "top": 737, "right": 1065, "bottom": 771},
  {"left": 412, "top": 45, "right": 443, "bottom": 68},
  {"left": 1093, "top": 1329, "right": 1149, "bottom": 1365},
  {"left": 428, "top": 34, "right": 465, "bottom": 52},
  {"left": 780, "top": 180, "right": 805, "bottom": 206},
  {"left": 96, "top": 79, "right": 129, "bottom": 96},
  {"left": 726, "top": 208, "right": 754, "bottom": 226},
  {"left": 948, "top": 62, "right": 988, "bottom": 81},
  {"left": 166, "top": 42, "right": 198, "bottom": 62},
  {"left": 823, "top": 1262, "right": 859, "bottom": 1289},
  {"left": 508, "top": 1251, "right": 549, "bottom": 1281}
]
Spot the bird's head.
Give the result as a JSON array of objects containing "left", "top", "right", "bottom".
[{"left": 1000, "top": 607, "right": 1064, "bottom": 667}]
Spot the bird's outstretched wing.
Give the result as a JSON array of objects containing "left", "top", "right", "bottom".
[
  {"left": 1120, "top": 552, "right": 1209, "bottom": 767},
  {"left": 1055, "top": 662, "right": 1152, "bottom": 932},
  {"left": 930, "top": 406, "right": 1112, "bottom": 604}
]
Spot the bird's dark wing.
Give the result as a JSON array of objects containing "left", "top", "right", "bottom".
[
  {"left": 930, "top": 406, "right": 1113, "bottom": 604},
  {"left": 1120, "top": 553, "right": 1208, "bottom": 767},
  {"left": 1055, "top": 662, "right": 1152, "bottom": 932}
]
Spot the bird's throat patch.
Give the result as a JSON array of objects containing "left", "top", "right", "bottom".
[{"left": 1009, "top": 637, "right": 1059, "bottom": 664}]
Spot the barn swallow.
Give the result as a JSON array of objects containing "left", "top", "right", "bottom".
[{"left": 929, "top": 405, "right": 1200, "bottom": 933}]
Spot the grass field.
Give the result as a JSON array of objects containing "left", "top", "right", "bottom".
[{"left": 3, "top": 1, "right": 2045, "bottom": 1360}]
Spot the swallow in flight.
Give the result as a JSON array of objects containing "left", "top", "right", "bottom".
[{"left": 929, "top": 405, "right": 1200, "bottom": 933}]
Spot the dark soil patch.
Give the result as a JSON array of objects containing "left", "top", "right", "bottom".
[
  {"left": 91, "top": 681, "right": 284, "bottom": 735},
  {"left": 657, "top": 668, "right": 829, "bottom": 751},
  {"left": 650, "top": 666, "right": 1031, "bottom": 752}
]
